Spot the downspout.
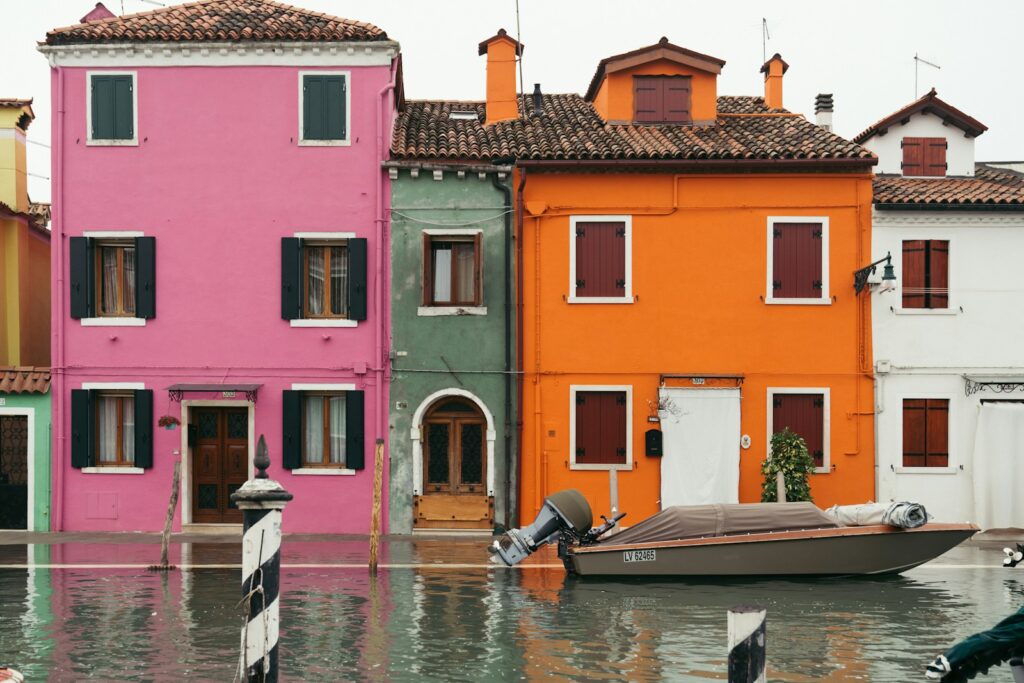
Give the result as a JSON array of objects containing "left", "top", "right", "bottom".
[
  {"left": 53, "top": 62, "right": 65, "bottom": 532},
  {"left": 515, "top": 168, "right": 527, "bottom": 524},
  {"left": 491, "top": 172, "right": 513, "bottom": 528}
]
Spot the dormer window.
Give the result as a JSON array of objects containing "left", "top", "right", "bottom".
[
  {"left": 633, "top": 76, "right": 691, "bottom": 124},
  {"left": 902, "top": 137, "right": 947, "bottom": 176}
]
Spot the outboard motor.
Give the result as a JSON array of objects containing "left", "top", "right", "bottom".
[{"left": 490, "top": 489, "right": 595, "bottom": 566}]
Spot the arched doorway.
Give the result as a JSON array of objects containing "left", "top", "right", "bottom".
[{"left": 414, "top": 395, "right": 494, "bottom": 529}]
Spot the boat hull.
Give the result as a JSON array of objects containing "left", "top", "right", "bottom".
[{"left": 567, "top": 524, "right": 978, "bottom": 577}]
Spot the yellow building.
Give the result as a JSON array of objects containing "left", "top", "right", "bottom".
[{"left": 0, "top": 98, "right": 50, "bottom": 366}]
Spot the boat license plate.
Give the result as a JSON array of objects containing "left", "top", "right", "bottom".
[{"left": 623, "top": 549, "right": 656, "bottom": 563}]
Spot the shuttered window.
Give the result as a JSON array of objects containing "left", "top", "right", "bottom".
[
  {"left": 281, "top": 237, "right": 367, "bottom": 321},
  {"left": 302, "top": 74, "right": 347, "bottom": 141},
  {"left": 282, "top": 389, "right": 364, "bottom": 470},
  {"left": 90, "top": 74, "right": 134, "bottom": 141},
  {"left": 573, "top": 219, "right": 629, "bottom": 300},
  {"left": 771, "top": 222, "right": 824, "bottom": 299},
  {"left": 70, "top": 389, "right": 153, "bottom": 469},
  {"left": 902, "top": 240, "right": 949, "bottom": 309},
  {"left": 633, "top": 76, "right": 692, "bottom": 124},
  {"left": 903, "top": 399, "right": 949, "bottom": 467},
  {"left": 902, "top": 137, "right": 947, "bottom": 176},
  {"left": 574, "top": 390, "right": 628, "bottom": 466},
  {"left": 69, "top": 236, "right": 156, "bottom": 320},
  {"left": 772, "top": 393, "right": 826, "bottom": 469}
]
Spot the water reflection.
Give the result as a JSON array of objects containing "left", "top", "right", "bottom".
[{"left": 0, "top": 545, "right": 1022, "bottom": 681}]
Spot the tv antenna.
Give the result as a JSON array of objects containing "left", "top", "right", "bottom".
[
  {"left": 914, "top": 53, "right": 941, "bottom": 98},
  {"left": 762, "top": 18, "right": 770, "bottom": 64}
]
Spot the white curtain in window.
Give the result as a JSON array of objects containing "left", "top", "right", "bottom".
[
  {"left": 102, "top": 248, "right": 119, "bottom": 314},
  {"left": 307, "top": 247, "right": 325, "bottom": 315},
  {"left": 329, "top": 395, "right": 346, "bottom": 465},
  {"left": 330, "top": 247, "right": 348, "bottom": 316},
  {"left": 122, "top": 399, "right": 135, "bottom": 465},
  {"left": 433, "top": 246, "right": 452, "bottom": 303},
  {"left": 97, "top": 396, "right": 118, "bottom": 462},
  {"left": 304, "top": 397, "right": 324, "bottom": 464},
  {"left": 455, "top": 243, "right": 475, "bottom": 303},
  {"left": 123, "top": 247, "right": 136, "bottom": 315}
]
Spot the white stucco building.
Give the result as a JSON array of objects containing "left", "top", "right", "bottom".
[{"left": 856, "top": 90, "right": 1024, "bottom": 528}]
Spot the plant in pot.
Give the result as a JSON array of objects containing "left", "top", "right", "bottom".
[
  {"left": 761, "top": 427, "right": 815, "bottom": 503},
  {"left": 158, "top": 415, "right": 181, "bottom": 431}
]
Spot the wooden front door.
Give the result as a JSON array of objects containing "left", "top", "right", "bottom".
[
  {"left": 415, "top": 398, "right": 492, "bottom": 529},
  {"left": 191, "top": 408, "right": 248, "bottom": 524}
]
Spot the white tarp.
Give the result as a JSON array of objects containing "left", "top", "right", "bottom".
[
  {"left": 659, "top": 387, "right": 741, "bottom": 507},
  {"left": 972, "top": 403, "right": 1024, "bottom": 530}
]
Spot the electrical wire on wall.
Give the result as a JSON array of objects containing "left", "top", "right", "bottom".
[{"left": 389, "top": 209, "right": 512, "bottom": 227}]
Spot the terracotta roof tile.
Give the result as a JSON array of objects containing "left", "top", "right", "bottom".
[
  {"left": 391, "top": 95, "right": 875, "bottom": 165},
  {"left": 0, "top": 98, "right": 33, "bottom": 108},
  {"left": 45, "top": 0, "right": 387, "bottom": 45},
  {"left": 855, "top": 88, "right": 987, "bottom": 143},
  {"left": 0, "top": 201, "right": 50, "bottom": 234},
  {"left": 0, "top": 367, "right": 51, "bottom": 394},
  {"left": 874, "top": 165, "right": 1024, "bottom": 206}
]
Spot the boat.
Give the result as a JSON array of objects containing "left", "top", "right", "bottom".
[{"left": 490, "top": 489, "right": 978, "bottom": 577}]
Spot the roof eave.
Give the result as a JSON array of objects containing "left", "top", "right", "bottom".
[{"left": 875, "top": 202, "right": 1024, "bottom": 211}]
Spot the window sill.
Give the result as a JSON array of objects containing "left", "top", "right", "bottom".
[
  {"left": 86, "top": 138, "right": 139, "bottom": 147},
  {"left": 812, "top": 467, "right": 831, "bottom": 475},
  {"left": 289, "top": 319, "right": 358, "bottom": 328},
  {"left": 567, "top": 296, "right": 634, "bottom": 304},
  {"left": 290, "top": 468, "right": 356, "bottom": 476},
  {"left": 894, "top": 466, "right": 958, "bottom": 475},
  {"left": 417, "top": 306, "right": 487, "bottom": 317},
  {"left": 893, "top": 308, "right": 958, "bottom": 316},
  {"left": 81, "top": 317, "right": 146, "bottom": 327},
  {"left": 298, "top": 139, "right": 351, "bottom": 147},
  {"left": 569, "top": 463, "right": 633, "bottom": 471},
  {"left": 765, "top": 297, "right": 831, "bottom": 306},
  {"left": 81, "top": 466, "right": 145, "bottom": 474}
]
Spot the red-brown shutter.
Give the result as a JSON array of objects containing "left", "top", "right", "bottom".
[
  {"left": 664, "top": 77, "right": 692, "bottom": 123},
  {"left": 902, "top": 240, "right": 926, "bottom": 309},
  {"left": 773, "top": 394, "right": 825, "bottom": 468},
  {"left": 928, "top": 240, "right": 949, "bottom": 309},
  {"left": 924, "top": 138, "right": 948, "bottom": 176},
  {"left": 902, "top": 399, "right": 927, "bottom": 467},
  {"left": 576, "top": 391, "right": 627, "bottom": 465},
  {"left": 634, "top": 76, "right": 661, "bottom": 123},
  {"left": 902, "top": 137, "right": 924, "bottom": 176},
  {"left": 575, "top": 392, "right": 600, "bottom": 465},
  {"left": 925, "top": 399, "right": 949, "bottom": 467},
  {"left": 773, "top": 223, "right": 822, "bottom": 298},
  {"left": 575, "top": 221, "right": 626, "bottom": 298}
]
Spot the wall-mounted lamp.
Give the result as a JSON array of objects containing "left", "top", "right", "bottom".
[{"left": 853, "top": 252, "right": 896, "bottom": 294}]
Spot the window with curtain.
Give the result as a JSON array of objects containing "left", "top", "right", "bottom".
[
  {"left": 424, "top": 235, "right": 481, "bottom": 306},
  {"left": 304, "top": 243, "right": 349, "bottom": 318},
  {"left": 96, "top": 243, "right": 136, "bottom": 317},
  {"left": 96, "top": 393, "right": 135, "bottom": 466},
  {"left": 302, "top": 393, "right": 347, "bottom": 466}
]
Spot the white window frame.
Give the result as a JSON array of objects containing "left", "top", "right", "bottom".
[
  {"left": 895, "top": 235, "right": 958, "bottom": 316},
  {"left": 569, "top": 384, "right": 633, "bottom": 471},
  {"left": 86, "top": 71, "right": 139, "bottom": 146},
  {"left": 80, "top": 382, "right": 147, "bottom": 474},
  {"left": 765, "top": 216, "right": 830, "bottom": 305},
  {"left": 895, "top": 392, "right": 957, "bottom": 474},
  {"left": 289, "top": 382, "right": 358, "bottom": 475},
  {"left": 568, "top": 215, "right": 633, "bottom": 304},
  {"left": 765, "top": 387, "right": 831, "bottom": 475},
  {"left": 290, "top": 230, "right": 358, "bottom": 327},
  {"left": 79, "top": 230, "right": 148, "bottom": 327},
  {"left": 298, "top": 70, "right": 351, "bottom": 147}
]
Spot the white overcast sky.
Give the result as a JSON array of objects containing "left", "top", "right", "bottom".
[{"left": 4, "top": 0, "right": 1023, "bottom": 203}]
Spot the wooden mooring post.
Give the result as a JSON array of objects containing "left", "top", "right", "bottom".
[
  {"left": 368, "top": 438, "right": 385, "bottom": 575},
  {"left": 728, "top": 605, "right": 766, "bottom": 683}
]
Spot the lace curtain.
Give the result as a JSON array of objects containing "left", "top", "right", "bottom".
[
  {"left": 304, "top": 395, "right": 346, "bottom": 466},
  {"left": 97, "top": 396, "right": 134, "bottom": 464}
]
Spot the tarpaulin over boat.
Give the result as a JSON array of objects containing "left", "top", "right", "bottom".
[{"left": 601, "top": 502, "right": 838, "bottom": 546}]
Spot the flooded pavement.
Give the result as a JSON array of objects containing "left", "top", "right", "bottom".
[{"left": 0, "top": 537, "right": 1022, "bottom": 681}]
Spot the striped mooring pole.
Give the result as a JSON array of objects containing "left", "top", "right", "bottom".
[
  {"left": 231, "top": 435, "right": 293, "bottom": 683},
  {"left": 728, "top": 605, "right": 766, "bottom": 683}
]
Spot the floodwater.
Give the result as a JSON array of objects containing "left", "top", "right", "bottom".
[{"left": 0, "top": 539, "right": 1021, "bottom": 681}]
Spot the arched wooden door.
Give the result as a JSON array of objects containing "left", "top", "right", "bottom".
[{"left": 415, "top": 397, "right": 493, "bottom": 529}]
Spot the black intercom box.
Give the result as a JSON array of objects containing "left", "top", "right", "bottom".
[{"left": 645, "top": 428, "right": 663, "bottom": 456}]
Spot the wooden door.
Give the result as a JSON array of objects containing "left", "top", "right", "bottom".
[
  {"left": 0, "top": 416, "right": 28, "bottom": 529},
  {"left": 192, "top": 408, "right": 248, "bottom": 524}
]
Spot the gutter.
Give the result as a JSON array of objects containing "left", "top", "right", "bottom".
[
  {"left": 875, "top": 203, "right": 1024, "bottom": 212},
  {"left": 491, "top": 172, "right": 514, "bottom": 529},
  {"left": 53, "top": 65, "right": 65, "bottom": 532},
  {"left": 517, "top": 157, "right": 877, "bottom": 172},
  {"left": 515, "top": 168, "right": 527, "bottom": 526},
  {"left": 382, "top": 160, "right": 513, "bottom": 175}
]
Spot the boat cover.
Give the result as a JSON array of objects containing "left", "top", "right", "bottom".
[{"left": 600, "top": 502, "right": 838, "bottom": 546}]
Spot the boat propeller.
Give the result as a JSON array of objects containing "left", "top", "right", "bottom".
[{"left": 1003, "top": 543, "right": 1024, "bottom": 568}]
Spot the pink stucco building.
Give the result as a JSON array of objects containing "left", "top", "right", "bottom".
[{"left": 40, "top": 0, "right": 398, "bottom": 532}]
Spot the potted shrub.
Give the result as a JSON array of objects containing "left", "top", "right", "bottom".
[
  {"left": 158, "top": 415, "right": 181, "bottom": 431},
  {"left": 760, "top": 427, "right": 815, "bottom": 503}
]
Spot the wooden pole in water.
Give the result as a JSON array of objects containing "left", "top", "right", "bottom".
[
  {"left": 728, "top": 605, "right": 766, "bottom": 683},
  {"left": 775, "top": 471, "right": 786, "bottom": 503},
  {"left": 369, "top": 438, "right": 385, "bottom": 576},
  {"left": 149, "top": 458, "right": 180, "bottom": 571}
]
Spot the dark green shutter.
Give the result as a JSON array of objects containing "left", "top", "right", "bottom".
[
  {"left": 135, "top": 236, "right": 156, "bottom": 319},
  {"left": 69, "top": 237, "right": 94, "bottom": 319},
  {"left": 346, "top": 390, "right": 365, "bottom": 470},
  {"left": 71, "top": 389, "right": 94, "bottom": 468},
  {"left": 303, "top": 75, "right": 346, "bottom": 140},
  {"left": 348, "top": 238, "right": 367, "bottom": 321},
  {"left": 303, "top": 76, "right": 324, "bottom": 140},
  {"left": 133, "top": 390, "right": 153, "bottom": 468},
  {"left": 281, "top": 237, "right": 303, "bottom": 320},
  {"left": 282, "top": 390, "right": 301, "bottom": 470},
  {"left": 91, "top": 75, "right": 133, "bottom": 140},
  {"left": 113, "top": 76, "right": 133, "bottom": 140},
  {"left": 324, "top": 77, "right": 346, "bottom": 140}
]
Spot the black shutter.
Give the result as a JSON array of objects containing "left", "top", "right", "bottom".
[
  {"left": 69, "top": 237, "right": 94, "bottom": 319},
  {"left": 324, "top": 76, "right": 346, "bottom": 140},
  {"left": 281, "top": 237, "right": 303, "bottom": 320},
  {"left": 71, "top": 389, "right": 94, "bottom": 468},
  {"left": 133, "top": 390, "right": 153, "bottom": 468},
  {"left": 92, "top": 76, "right": 113, "bottom": 140},
  {"left": 348, "top": 238, "right": 368, "bottom": 321},
  {"left": 135, "top": 236, "right": 156, "bottom": 319},
  {"left": 303, "top": 75, "right": 324, "bottom": 140},
  {"left": 113, "top": 76, "right": 133, "bottom": 140},
  {"left": 282, "top": 390, "right": 301, "bottom": 469},
  {"left": 346, "top": 390, "right": 365, "bottom": 470}
]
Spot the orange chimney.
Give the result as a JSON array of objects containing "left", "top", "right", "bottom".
[
  {"left": 478, "top": 29, "right": 523, "bottom": 124},
  {"left": 760, "top": 53, "right": 789, "bottom": 110}
]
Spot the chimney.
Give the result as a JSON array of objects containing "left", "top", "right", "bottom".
[
  {"left": 760, "top": 53, "right": 789, "bottom": 110},
  {"left": 532, "top": 83, "right": 542, "bottom": 117},
  {"left": 815, "top": 93, "right": 834, "bottom": 131},
  {"left": 0, "top": 100, "right": 34, "bottom": 212},
  {"left": 478, "top": 29, "right": 523, "bottom": 125},
  {"left": 81, "top": 2, "right": 116, "bottom": 23}
]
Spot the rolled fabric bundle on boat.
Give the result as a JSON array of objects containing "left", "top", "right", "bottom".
[
  {"left": 883, "top": 501, "right": 929, "bottom": 529},
  {"left": 824, "top": 502, "right": 889, "bottom": 526}
]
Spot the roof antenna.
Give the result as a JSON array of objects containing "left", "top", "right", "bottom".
[
  {"left": 515, "top": 0, "right": 525, "bottom": 112},
  {"left": 914, "top": 53, "right": 941, "bottom": 98},
  {"left": 762, "top": 18, "right": 770, "bottom": 65}
]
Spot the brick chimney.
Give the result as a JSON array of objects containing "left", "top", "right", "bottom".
[
  {"left": 478, "top": 29, "right": 523, "bottom": 125},
  {"left": 760, "top": 53, "right": 789, "bottom": 110},
  {"left": 0, "top": 100, "right": 34, "bottom": 212},
  {"left": 815, "top": 93, "right": 834, "bottom": 131}
]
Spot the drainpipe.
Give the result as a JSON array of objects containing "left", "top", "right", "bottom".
[
  {"left": 52, "top": 63, "right": 65, "bottom": 532},
  {"left": 515, "top": 168, "right": 527, "bottom": 525},
  {"left": 491, "top": 172, "right": 513, "bottom": 528}
]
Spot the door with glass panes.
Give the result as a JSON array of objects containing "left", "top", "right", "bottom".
[
  {"left": 191, "top": 408, "right": 248, "bottom": 524},
  {"left": 416, "top": 398, "right": 492, "bottom": 529}
]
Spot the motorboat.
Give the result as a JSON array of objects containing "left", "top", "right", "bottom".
[{"left": 490, "top": 489, "right": 978, "bottom": 577}]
